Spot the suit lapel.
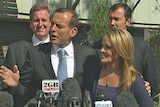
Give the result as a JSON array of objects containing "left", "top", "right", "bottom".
[
  {"left": 40, "top": 43, "right": 56, "bottom": 78},
  {"left": 23, "top": 39, "right": 32, "bottom": 56},
  {"left": 73, "top": 43, "right": 83, "bottom": 77}
]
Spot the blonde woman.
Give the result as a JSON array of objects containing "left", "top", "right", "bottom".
[{"left": 85, "top": 28, "right": 154, "bottom": 107}]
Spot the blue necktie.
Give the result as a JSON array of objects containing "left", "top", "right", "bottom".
[{"left": 57, "top": 48, "right": 67, "bottom": 89}]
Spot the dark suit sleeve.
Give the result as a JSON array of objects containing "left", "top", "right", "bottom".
[
  {"left": 2, "top": 41, "right": 32, "bottom": 95},
  {"left": 0, "top": 45, "right": 15, "bottom": 90},
  {"left": 4, "top": 41, "right": 30, "bottom": 72},
  {"left": 9, "top": 47, "right": 33, "bottom": 96},
  {"left": 3, "top": 45, "right": 16, "bottom": 69},
  {"left": 142, "top": 42, "right": 157, "bottom": 95},
  {"left": 1, "top": 43, "right": 33, "bottom": 106},
  {"left": 1, "top": 45, "right": 17, "bottom": 92}
]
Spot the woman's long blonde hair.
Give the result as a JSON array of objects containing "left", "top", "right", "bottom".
[{"left": 103, "top": 28, "right": 139, "bottom": 92}]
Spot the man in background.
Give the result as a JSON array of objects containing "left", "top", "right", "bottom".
[
  {"left": 93, "top": 3, "right": 157, "bottom": 95},
  {"left": 0, "top": 2, "right": 52, "bottom": 107}
]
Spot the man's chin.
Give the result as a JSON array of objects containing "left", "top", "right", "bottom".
[
  {"left": 51, "top": 40, "right": 59, "bottom": 45},
  {"left": 36, "top": 32, "right": 46, "bottom": 36}
]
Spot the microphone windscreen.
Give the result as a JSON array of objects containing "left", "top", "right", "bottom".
[
  {"left": 0, "top": 91, "right": 14, "bottom": 107},
  {"left": 96, "top": 89, "right": 106, "bottom": 101},
  {"left": 62, "top": 78, "right": 82, "bottom": 107},
  {"left": 115, "top": 92, "right": 139, "bottom": 107}
]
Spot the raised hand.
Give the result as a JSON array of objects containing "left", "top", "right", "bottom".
[{"left": 0, "top": 65, "right": 20, "bottom": 87}]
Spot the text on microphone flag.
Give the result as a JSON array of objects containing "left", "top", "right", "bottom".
[{"left": 42, "top": 80, "right": 60, "bottom": 93}]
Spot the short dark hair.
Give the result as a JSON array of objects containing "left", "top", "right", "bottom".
[
  {"left": 50, "top": 8, "right": 79, "bottom": 28},
  {"left": 30, "top": 2, "right": 52, "bottom": 21},
  {"left": 109, "top": 3, "right": 132, "bottom": 20}
]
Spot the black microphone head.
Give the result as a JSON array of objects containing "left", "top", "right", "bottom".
[
  {"left": 62, "top": 78, "right": 82, "bottom": 107},
  {"left": 96, "top": 89, "right": 106, "bottom": 101},
  {"left": 115, "top": 91, "right": 139, "bottom": 107},
  {"left": 0, "top": 91, "right": 14, "bottom": 107}
]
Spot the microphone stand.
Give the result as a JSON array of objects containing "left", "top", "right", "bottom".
[{"left": 46, "top": 93, "right": 56, "bottom": 107}]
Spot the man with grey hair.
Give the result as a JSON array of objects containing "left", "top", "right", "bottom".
[{"left": 0, "top": 2, "right": 52, "bottom": 107}]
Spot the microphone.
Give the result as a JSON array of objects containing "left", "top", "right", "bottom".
[
  {"left": 83, "top": 89, "right": 92, "bottom": 107},
  {"left": 115, "top": 92, "right": 139, "bottom": 107},
  {"left": 95, "top": 89, "right": 113, "bottom": 107},
  {"left": 42, "top": 79, "right": 60, "bottom": 96},
  {"left": 0, "top": 91, "right": 14, "bottom": 107},
  {"left": 96, "top": 89, "right": 106, "bottom": 101},
  {"left": 24, "top": 90, "right": 53, "bottom": 107},
  {"left": 24, "top": 97, "right": 38, "bottom": 107},
  {"left": 42, "top": 79, "right": 60, "bottom": 107},
  {"left": 36, "top": 90, "right": 47, "bottom": 107},
  {"left": 25, "top": 80, "right": 60, "bottom": 107},
  {"left": 62, "top": 78, "right": 82, "bottom": 107}
]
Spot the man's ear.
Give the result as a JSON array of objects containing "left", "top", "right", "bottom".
[
  {"left": 126, "top": 18, "right": 131, "bottom": 26},
  {"left": 70, "top": 27, "right": 78, "bottom": 38}
]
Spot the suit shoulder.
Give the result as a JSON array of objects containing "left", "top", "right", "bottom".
[
  {"left": 74, "top": 43, "right": 95, "bottom": 51},
  {"left": 133, "top": 37, "right": 151, "bottom": 48},
  {"left": 93, "top": 39, "right": 102, "bottom": 49},
  {"left": 29, "top": 42, "right": 52, "bottom": 53},
  {"left": 8, "top": 40, "right": 32, "bottom": 48}
]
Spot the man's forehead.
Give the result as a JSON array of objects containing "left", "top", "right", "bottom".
[
  {"left": 110, "top": 7, "right": 125, "bottom": 15},
  {"left": 110, "top": 15, "right": 120, "bottom": 18},
  {"left": 110, "top": 12, "right": 125, "bottom": 20}
]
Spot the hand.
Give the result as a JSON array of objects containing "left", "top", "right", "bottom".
[
  {"left": 0, "top": 65, "right": 20, "bottom": 87},
  {"left": 145, "top": 81, "right": 151, "bottom": 96}
]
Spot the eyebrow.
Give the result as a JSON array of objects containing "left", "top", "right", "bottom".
[{"left": 109, "top": 16, "right": 121, "bottom": 20}]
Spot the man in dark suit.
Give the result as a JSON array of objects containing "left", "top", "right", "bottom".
[
  {"left": 4, "top": 2, "right": 51, "bottom": 73},
  {"left": 0, "top": 8, "right": 97, "bottom": 106},
  {"left": 93, "top": 3, "right": 157, "bottom": 95},
  {"left": 0, "top": 2, "right": 52, "bottom": 107}
]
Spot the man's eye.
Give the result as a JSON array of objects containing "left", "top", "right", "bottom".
[
  {"left": 51, "top": 23, "right": 63, "bottom": 29},
  {"left": 114, "top": 17, "right": 120, "bottom": 21},
  {"left": 33, "top": 19, "right": 39, "bottom": 22},
  {"left": 42, "top": 19, "right": 47, "bottom": 22},
  {"left": 56, "top": 24, "right": 63, "bottom": 28},
  {"left": 109, "top": 17, "right": 120, "bottom": 21}
]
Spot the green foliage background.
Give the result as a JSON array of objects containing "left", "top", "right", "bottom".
[
  {"left": 148, "top": 28, "right": 160, "bottom": 107},
  {"left": 149, "top": 28, "right": 160, "bottom": 87},
  {"left": 87, "top": 0, "right": 109, "bottom": 45}
]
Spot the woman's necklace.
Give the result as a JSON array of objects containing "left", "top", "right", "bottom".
[
  {"left": 105, "top": 73, "right": 120, "bottom": 87},
  {"left": 106, "top": 76, "right": 110, "bottom": 87}
]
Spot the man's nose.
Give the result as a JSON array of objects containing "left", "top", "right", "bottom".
[
  {"left": 38, "top": 20, "right": 43, "bottom": 26},
  {"left": 50, "top": 24, "right": 57, "bottom": 31},
  {"left": 110, "top": 19, "right": 116, "bottom": 26}
]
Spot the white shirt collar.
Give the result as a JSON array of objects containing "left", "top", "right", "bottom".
[
  {"left": 32, "top": 34, "right": 50, "bottom": 46},
  {"left": 52, "top": 41, "right": 74, "bottom": 56}
]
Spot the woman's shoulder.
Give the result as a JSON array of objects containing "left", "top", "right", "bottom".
[
  {"left": 130, "top": 74, "right": 154, "bottom": 107},
  {"left": 134, "top": 74, "right": 145, "bottom": 84},
  {"left": 131, "top": 74, "right": 145, "bottom": 90}
]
